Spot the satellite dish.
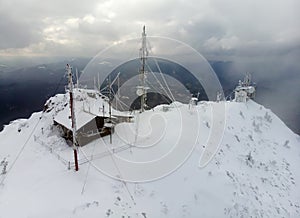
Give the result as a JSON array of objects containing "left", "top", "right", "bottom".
[
  {"left": 248, "top": 86, "right": 255, "bottom": 94},
  {"left": 136, "top": 88, "right": 144, "bottom": 96}
]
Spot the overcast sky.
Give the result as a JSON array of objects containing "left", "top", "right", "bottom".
[
  {"left": 0, "top": 0, "right": 299, "bottom": 59},
  {"left": 0, "top": 0, "right": 299, "bottom": 133}
]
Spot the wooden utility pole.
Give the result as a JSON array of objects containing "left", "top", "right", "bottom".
[{"left": 67, "top": 64, "right": 79, "bottom": 171}]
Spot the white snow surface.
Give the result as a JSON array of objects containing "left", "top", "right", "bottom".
[{"left": 0, "top": 91, "right": 300, "bottom": 218}]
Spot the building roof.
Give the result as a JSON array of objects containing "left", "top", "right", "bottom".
[
  {"left": 54, "top": 106, "right": 96, "bottom": 130},
  {"left": 54, "top": 88, "right": 132, "bottom": 131}
]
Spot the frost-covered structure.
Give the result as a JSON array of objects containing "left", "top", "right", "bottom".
[
  {"left": 49, "top": 88, "right": 132, "bottom": 146},
  {"left": 234, "top": 73, "right": 256, "bottom": 102}
]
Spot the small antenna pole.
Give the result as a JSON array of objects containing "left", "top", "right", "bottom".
[
  {"left": 140, "top": 25, "right": 148, "bottom": 112},
  {"left": 109, "top": 76, "right": 112, "bottom": 144},
  {"left": 76, "top": 68, "right": 79, "bottom": 88},
  {"left": 67, "top": 64, "right": 79, "bottom": 171},
  {"left": 117, "top": 72, "right": 120, "bottom": 111},
  {"left": 98, "top": 72, "right": 100, "bottom": 91}
]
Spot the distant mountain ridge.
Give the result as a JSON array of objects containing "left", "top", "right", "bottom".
[{"left": 0, "top": 58, "right": 299, "bottom": 135}]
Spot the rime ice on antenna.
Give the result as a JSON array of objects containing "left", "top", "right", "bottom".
[
  {"left": 234, "top": 73, "right": 256, "bottom": 103},
  {"left": 136, "top": 25, "right": 150, "bottom": 113}
]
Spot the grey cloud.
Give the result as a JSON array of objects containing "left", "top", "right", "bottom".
[
  {"left": 0, "top": 0, "right": 299, "bottom": 133},
  {"left": 77, "top": 20, "right": 121, "bottom": 40},
  {"left": 0, "top": 12, "right": 42, "bottom": 49},
  {"left": 0, "top": 0, "right": 100, "bottom": 19},
  {"left": 0, "top": 0, "right": 299, "bottom": 59}
]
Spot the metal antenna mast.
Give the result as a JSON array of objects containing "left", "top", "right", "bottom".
[
  {"left": 67, "top": 64, "right": 79, "bottom": 171},
  {"left": 109, "top": 76, "right": 112, "bottom": 144},
  {"left": 139, "top": 25, "right": 148, "bottom": 112}
]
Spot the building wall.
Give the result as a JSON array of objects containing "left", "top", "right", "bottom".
[
  {"left": 54, "top": 115, "right": 132, "bottom": 146},
  {"left": 54, "top": 116, "right": 111, "bottom": 147},
  {"left": 77, "top": 116, "right": 110, "bottom": 146}
]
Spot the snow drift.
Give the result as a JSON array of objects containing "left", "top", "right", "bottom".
[{"left": 0, "top": 91, "right": 299, "bottom": 218}]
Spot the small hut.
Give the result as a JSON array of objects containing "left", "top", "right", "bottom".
[{"left": 54, "top": 89, "right": 132, "bottom": 146}]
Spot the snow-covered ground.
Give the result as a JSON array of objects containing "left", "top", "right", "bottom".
[{"left": 0, "top": 91, "right": 299, "bottom": 218}]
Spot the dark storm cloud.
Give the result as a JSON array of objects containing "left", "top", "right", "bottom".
[{"left": 0, "top": 12, "right": 42, "bottom": 49}]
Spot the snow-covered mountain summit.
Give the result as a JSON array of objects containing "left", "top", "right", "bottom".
[{"left": 0, "top": 90, "right": 299, "bottom": 218}]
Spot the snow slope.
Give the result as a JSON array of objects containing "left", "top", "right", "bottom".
[{"left": 0, "top": 91, "right": 299, "bottom": 218}]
